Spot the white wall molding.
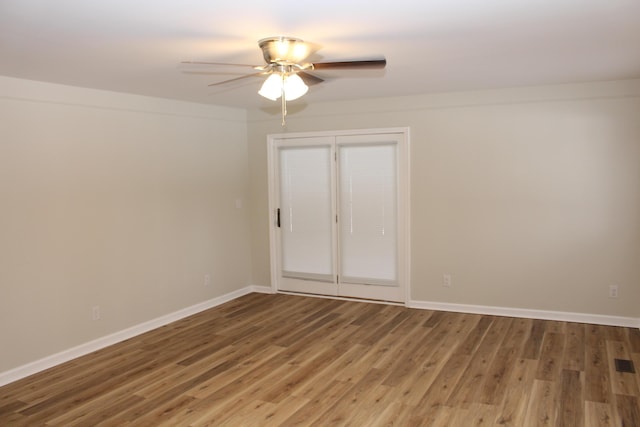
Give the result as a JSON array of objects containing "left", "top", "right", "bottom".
[
  {"left": 248, "top": 78, "right": 640, "bottom": 123},
  {"left": 408, "top": 299, "right": 640, "bottom": 329},
  {"left": 0, "top": 287, "right": 256, "bottom": 387},
  {"left": 0, "top": 75, "right": 246, "bottom": 122}
]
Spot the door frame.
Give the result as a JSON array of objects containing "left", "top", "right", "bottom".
[{"left": 267, "top": 127, "right": 411, "bottom": 305}]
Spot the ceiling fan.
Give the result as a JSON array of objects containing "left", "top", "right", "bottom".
[{"left": 182, "top": 36, "right": 386, "bottom": 125}]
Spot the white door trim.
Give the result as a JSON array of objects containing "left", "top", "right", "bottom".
[{"left": 267, "top": 127, "right": 411, "bottom": 305}]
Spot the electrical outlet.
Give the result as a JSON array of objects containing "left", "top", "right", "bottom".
[
  {"left": 609, "top": 285, "right": 618, "bottom": 299},
  {"left": 92, "top": 306, "right": 101, "bottom": 320},
  {"left": 443, "top": 274, "right": 452, "bottom": 287},
  {"left": 204, "top": 274, "right": 211, "bottom": 287}
]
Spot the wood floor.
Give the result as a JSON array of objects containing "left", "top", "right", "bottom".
[{"left": 1, "top": 293, "right": 639, "bottom": 426}]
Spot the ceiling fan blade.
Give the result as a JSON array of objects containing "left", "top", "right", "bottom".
[
  {"left": 182, "top": 61, "right": 261, "bottom": 68},
  {"left": 311, "top": 59, "right": 386, "bottom": 70},
  {"left": 208, "top": 71, "right": 266, "bottom": 87},
  {"left": 298, "top": 71, "right": 324, "bottom": 86}
]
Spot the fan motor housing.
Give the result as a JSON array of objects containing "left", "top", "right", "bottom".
[{"left": 259, "top": 36, "right": 309, "bottom": 65}]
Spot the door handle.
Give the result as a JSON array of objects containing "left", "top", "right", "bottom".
[{"left": 276, "top": 208, "right": 281, "bottom": 228}]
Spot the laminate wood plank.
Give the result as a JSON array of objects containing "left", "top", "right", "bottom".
[
  {"left": 0, "top": 358, "right": 84, "bottom": 404},
  {"left": 544, "top": 319, "right": 566, "bottom": 334},
  {"left": 151, "top": 355, "right": 295, "bottom": 426},
  {"left": 410, "top": 352, "right": 471, "bottom": 421},
  {"left": 148, "top": 308, "right": 320, "bottom": 422},
  {"left": 327, "top": 340, "right": 382, "bottom": 385},
  {"left": 275, "top": 312, "right": 341, "bottom": 347},
  {"left": 359, "top": 309, "right": 411, "bottom": 347},
  {"left": 436, "top": 311, "right": 480, "bottom": 342},
  {"left": 0, "top": 400, "right": 28, "bottom": 419},
  {"left": 44, "top": 364, "right": 182, "bottom": 426},
  {"left": 382, "top": 311, "right": 476, "bottom": 407},
  {"left": 332, "top": 304, "right": 402, "bottom": 350},
  {"left": 523, "top": 379, "right": 558, "bottom": 426},
  {"left": 296, "top": 298, "right": 347, "bottom": 324},
  {"left": 184, "top": 344, "right": 286, "bottom": 399},
  {"left": 392, "top": 332, "right": 460, "bottom": 408},
  {"left": 585, "top": 325, "right": 612, "bottom": 403},
  {"left": 380, "top": 314, "right": 456, "bottom": 388},
  {"left": 584, "top": 401, "right": 615, "bottom": 427},
  {"left": 479, "top": 344, "right": 520, "bottom": 406},
  {"left": 222, "top": 293, "right": 283, "bottom": 319},
  {"left": 221, "top": 298, "right": 338, "bottom": 357},
  {"left": 283, "top": 314, "right": 360, "bottom": 367},
  {"left": 176, "top": 317, "right": 359, "bottom": 424},
  {"left": 289, "top": 343, "right": 369, "bottom": 399},
  {"left": 280, "top": 380, "right": 353, "bottom": 426},
  {"left": 176, "top": 327, "right": 262, "bottom": 366},
  {"left": 342, "top": 384, "right": 398, "bottom": 427},
  {"left": 628, "top": 328, "right": 640, "bottom": 353},
  {"left": 613, "top": 394, "right": 640, "bottom": 427},
  {"left": 446, "top": 316, "right": 512, "bottom": 408},
  {"left": 371, "top": 309, "right": 434, "bottom": 372},
  {"left": 55, "top": 392, "right": 146, "bottom": 426},
  {"left": 558, "top": 369, "right": 583, "bottom": 427},
  {"left": 350, "top": 302, "right": 386, "bottom": 326},
  {"left": 259, "top": 339, "right": 354, "bottom": 404},
  {"left": 495, "top": 358, "right": 538, "bottom": 426},
  {"left": 479, "top": 317, "right": 531, "bottom": 406},
  {"left": 563, "top": 322, "right": 586, "bottom": 371},
  {"left": 114, "top": 361, "right": 238, "bottom": 423},
  {"left": 13, "top": 348, "right": 145, "bottom": 404},
  {"left": 309, "top": 367, "right": 387, "bottom": 426},
  {"left": 535, "top": 331, "right": 566, "bottom": 381},
  {"left": 464, "top": 403, "right": 499, "bottom": 426},
  {"left": 216, "top": 400, "right": 276, "bottom": 427},
  {"left": 521, "top": 319, "right": 546, "bottom": 359},
  {"left": 633, "top": 351, "right": 640, "bottom": 393},
  {"left": 0, "top": 411, "right": 30, "bottom": 426},
  {"left": 425, "top": 405, "right": 458, "bottom": 427},
  {"left": 603, "top": 325, "right": 627, "bottom": 342},
  {"left": 226, "top": 395, "right": 310, "bottom": 427},
  {"left": 455, "top": 315, "right": 493, "bottom": 356},
  {"left": 369, "top": 402, "right": 415, "bottom": 427},
  {"left": 18, "top": 354, "right": 158, "bottom": 421},
  {"left": 1, "top": 293, "right": 639, "bottom": 425}
]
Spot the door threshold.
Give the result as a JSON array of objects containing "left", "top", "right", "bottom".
[{"left": 277, "top": 290, "right": 405, "bottom": 306}]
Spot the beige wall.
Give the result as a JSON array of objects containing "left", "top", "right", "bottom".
[
  {"left": 248, "top": 80, "right": 640, "bottom": 319},
  {"left": 0, "top": 77, "right": 251, "bottom": 372},
  {"left": 2, "top": 76, "right": 639, "bottom": 375}
]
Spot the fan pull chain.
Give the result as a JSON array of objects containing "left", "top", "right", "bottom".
[{"left": 281, "top": 73, "right": 287, "bottom": 126}]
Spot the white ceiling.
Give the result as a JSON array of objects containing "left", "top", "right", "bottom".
[{"left": 1, "top": 0, "right": 640, "bottom": 109}]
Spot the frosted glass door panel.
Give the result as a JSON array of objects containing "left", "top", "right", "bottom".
[
  {"left": 279, "top": 146, "right": 333, "bottom": 279},
  {"left": 339, "top": 144, "right": 397, "bottom": 283}
]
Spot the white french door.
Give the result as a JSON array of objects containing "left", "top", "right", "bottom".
[{"left": 268, "top": 129, "right": 409, "bottom": 303}]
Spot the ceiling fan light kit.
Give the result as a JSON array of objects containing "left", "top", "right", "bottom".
[
  {"left": 258, "top": 73, "right": 308, "bottom": 101},
  {"left": 185, "top": 35, "right": 386, "bottom": 125}
]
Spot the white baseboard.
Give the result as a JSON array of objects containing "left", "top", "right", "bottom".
[
  {"left": 0, "top": 286, "right": 256, "bottom": 387},
  {"left": 407, "top": 299, "right": 640, "bottom": 328},
  {"left": 249, "top": 284, "right": 275, "bottom": 294}
]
